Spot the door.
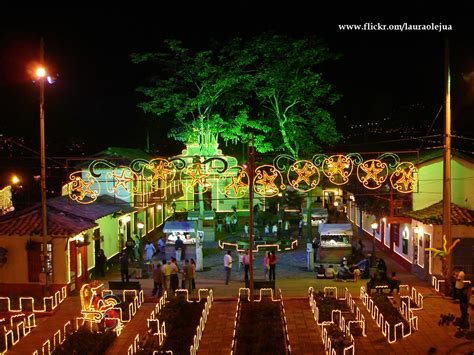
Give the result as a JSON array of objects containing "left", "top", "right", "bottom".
[{"left": 424, "top": 233, "right": 431, "bottom": 278}]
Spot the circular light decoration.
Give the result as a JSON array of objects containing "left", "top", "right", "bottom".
[
  {"left": 390, "top": 162, "right": 417, "bottom": 193},
  {"left": 254, "top": 164, "right": 285, "bottom": 197},
  {"left": 106, "top": 167, "right": 136, "bottom": 198},
  {"left": 287, "top": 160, "right": 320, "bottom": 192},
  {"left": 144, "top": 158, "right": 176, "bottom": 191},
  {"left": 69, "top": 172, "right": 99, "bottom": 204},
  {"left": 321, "top": 155, "right": 353, "bottom": 185},
  {"left": 220, "top": 165, "right": 249, "bottom": 198},
  {"left": 357, "top": 159, "right": 388, "bottom": 189},
  {"left": 181, "top": 163, "right": 212, "bottom": 194}
]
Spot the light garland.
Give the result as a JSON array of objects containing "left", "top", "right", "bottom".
[
  {"left": 253, "top": 165, "right": 285, "bottom": 197},
  {"left": 67, "top": 153, "right": 418, "bottom": 203},
  {"left": 321, "top": 155, "right": 353, "bottom": 185},
  {"left": 287, "top": 160, "right": 320, "bottom": 192},
  {"left": 390, "top": 162, "right": 416, "bottom": 193},
  {"left": 356, "top": 159, "right": 388, "bottom": 190}
]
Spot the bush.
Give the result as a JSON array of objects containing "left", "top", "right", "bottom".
[
  {"left": 235, "top": 299, "right": 287, "bottom": 355},
  {"left": 138, "top": 295, "right": 205, "bottom": 354},
  {"left": 52, "top": 326, "right": 116, "bottom": 355}
]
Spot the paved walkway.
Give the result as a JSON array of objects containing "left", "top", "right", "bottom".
[
  {"left": 105, "top": 302, "right": 156, "bottom": 355},
  {"left": 197, "top": 300, "right": 236, "bottom": 355},
  {"left": 284, "top": 298, "right": 325, "bottom": 355},
  {"left": 8, "top": 295, "right": 81, "bottom": 355}
]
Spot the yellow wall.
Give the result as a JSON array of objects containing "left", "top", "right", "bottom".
[{"left": 414, "top": 156, "right": 474, "bottom": 211}]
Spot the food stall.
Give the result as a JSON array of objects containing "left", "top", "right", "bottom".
[
  {"left": 163, "top": 221, "right": 197, "bottom": 244},
  {"left": 318, "top": 223, "right": 353, "bottom": 248},
  {"left": 302, "top": 208, "right": 329, "bottom": 226}
]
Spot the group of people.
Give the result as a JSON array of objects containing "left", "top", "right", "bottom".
[
  {"left": 151, "top": 257, "right": 197, "bottom": 297},
  {"left": 315, "top": 261, "right": 361, "bottom": 282},
  {"left": 225, "top": 249, "right": 278, "bottom": 285}
]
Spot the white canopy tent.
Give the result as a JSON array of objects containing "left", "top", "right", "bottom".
[{"left": 318, "top": 224, "right": 353, "bottom": 248}]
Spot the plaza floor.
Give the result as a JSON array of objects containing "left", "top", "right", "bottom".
[{"left": 7, "top": 228, "right": 473, "bottom": 354}]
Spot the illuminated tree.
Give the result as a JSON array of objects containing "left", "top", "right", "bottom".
[
  {"left": 227, "top": 34, "right": 342, "bottom": 158},
  {"left": 131, "top": 40, "right": 272, "bottom": 155}
]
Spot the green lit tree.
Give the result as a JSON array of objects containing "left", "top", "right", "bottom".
[
  {"left": 131, "top": 40, "right": 272, "bottom": 155},
  {"left": 227, "top": 34, "right": 342, "bottom": 158}
]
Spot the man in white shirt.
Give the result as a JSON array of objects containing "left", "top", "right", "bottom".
[
  {"left": 224, "top": 250, "right": 233, "bottom": 285},
  {"left": 455, "top": 266, "right": 466, "bottom": 300}
]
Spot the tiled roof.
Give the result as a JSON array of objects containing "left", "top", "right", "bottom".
[
  {"left": 0, "top": 205, "right": 97, "bottom": 236},
  {"left": 403, "top": 201, "right": 474, "bottom": 226},
  {"left": 47, "top": 195, "right": 135, "bottom": 220}
]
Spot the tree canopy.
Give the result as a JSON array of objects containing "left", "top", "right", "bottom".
[{"left": 133, "top": 34, "right": 341, "bottom": 158}]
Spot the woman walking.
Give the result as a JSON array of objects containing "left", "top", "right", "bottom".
[{"left": 268, "top": 251, "right": 277, "bottom": 281}]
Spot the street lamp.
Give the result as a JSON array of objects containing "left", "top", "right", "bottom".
[
  {"left": 36, "top": 39, "right": 49, "bottom": 295},
  {"left": 371, "top": 222, "right": 378, "bottom": 262},
  {"left": 137, "top": 221, "right": 145, "bottom": 261}
]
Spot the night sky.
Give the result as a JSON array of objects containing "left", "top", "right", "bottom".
[{"left": 1, "top": 5, "right": 474, "bottom": 200}]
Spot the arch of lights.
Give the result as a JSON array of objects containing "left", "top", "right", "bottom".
[{"left": 68, "top": 152, "right": 417, "bottom": 204}]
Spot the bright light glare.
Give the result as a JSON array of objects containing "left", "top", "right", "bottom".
[
  {"left": 11, "top": 175, "right": 20, "bottom": 184},
  {"left": 36, "top": 67, "right": 46, "bottom": 78}
]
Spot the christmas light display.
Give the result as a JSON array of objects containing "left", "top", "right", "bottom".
[
  {"left": 287, "top": 160, "right": 320, "bottom": 192},
  {"left": 390, "top": 162, "right": 417, "bottom": 193},
  {"left": 357, "top": 159, "right": 388, "bottom": 189},
  {"left": 67, "top": 152, "right": 418, "bottom": 203},
  {"left": 222, "top": 166, "right": 249, "bottom": 198},
  {"left": 69, "top": 172, "right": 99, "bottom": 204},
  {"left": 254, "top": 165, "right": 285, "bottom": 197},
  {"left": 321, "top": 155, "right": 354, "bottom": 185}
]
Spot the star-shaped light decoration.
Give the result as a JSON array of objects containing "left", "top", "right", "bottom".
[
  {"left": 322, "top": 155, "right": 353, "bottom": 185},
  {"left": 111, "top": 169, "right": 134, "bottom": 193},
  {"left": 185, "top": 163, "right": 210, "bottom": 191},
  {"left": 357, "top": 159, "right": 388, "bottom": 189},
  {"left": 69, "top": 172, "right": 98, "bottom": 204},
  {"left": 390, "top": 162, "right": 416, "bottom": 193},
  {"left": 254, "top": 165, "right": 284, "bottom": 197},
  {"left": 288, "top": 160, "right": 320, "bottom": 192},
  {"left": 224, "top": 170, "right": 249, "bottom": 198},
  {"left": 147, "top": 159, "right": 175, "bottom": 190}
]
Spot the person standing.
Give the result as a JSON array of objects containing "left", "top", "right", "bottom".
[
  {"left": 125, "top": 237, "right": 136, "bottom": 262},
  {"left": 157, "top": 237, "right": 165, "bottom": 255},
  {"left": 284, "top": 220, "right": 290, "bottom": 238},
  {"left": 264, "top": 252, "right": 270, "bottom": 280},
  {"left": 243, "top": 222, "right": 249, "bottom": 238},
  {"left": 455, "top": 266, "right": 465, "bottom": 301},
  {"left": 268, "top": 251, "right": 277, "bottom": 281},
  {"left": 95, "top": 249, "right": 107, "bottom": 277},
  {"left": 298, "top": 218, "right": 304, "bottom": 238},
  {"left": 183, "top": 259, "right": 193, "bottom": 292},
  {"left": 145, "top": 241, "right": 156, "bottom": 262},
  {"left": 175, "top": 236, "right": 184, "bottom": 261},
  {"left": 190, "top": 258, "right": 196, "bottom": 290},
  {"left": 162, "top": 259, "right": 171, "bottom": 292},
  {"left": 152, "top": 262, "right": 164, "bottom": 297},
  {"left": 224, "top": 251, "right": 233, "bottom": 285},
  {"left": 272, "top": 223, "right": 278, "bottom": 237},
  {"left": 119, "top": 252, "right": 129, "bottom": 283},
  {"left": 169, "top": 257, "right": 180, "bottom": 292},
  {"left": 242, "top": 249, "right": 251, "bottom": 282},
  {"left": 459, "top": 284, "right": 471, "bottom": 330}
]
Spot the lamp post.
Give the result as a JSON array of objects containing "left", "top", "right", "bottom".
[
  {"left": 36, "top": 39, "right": 49, "bottom": 295},
  {"left": 371, "top": 222, "right": 378, "bottom": 264},
  {"left": 137, "top": 221, "right": 144, "bottom": 261}
]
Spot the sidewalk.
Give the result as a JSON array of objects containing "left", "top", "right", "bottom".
[
  {"left": 105, "top": 302, "right": 156, "bottom": 355},
  {"left": 197, "top": 300, "right": 236, "bottom": 355}
]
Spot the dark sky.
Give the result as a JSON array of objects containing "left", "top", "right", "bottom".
[{"left": 1, "top": 5, "right": 474, "bottom": 159}]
